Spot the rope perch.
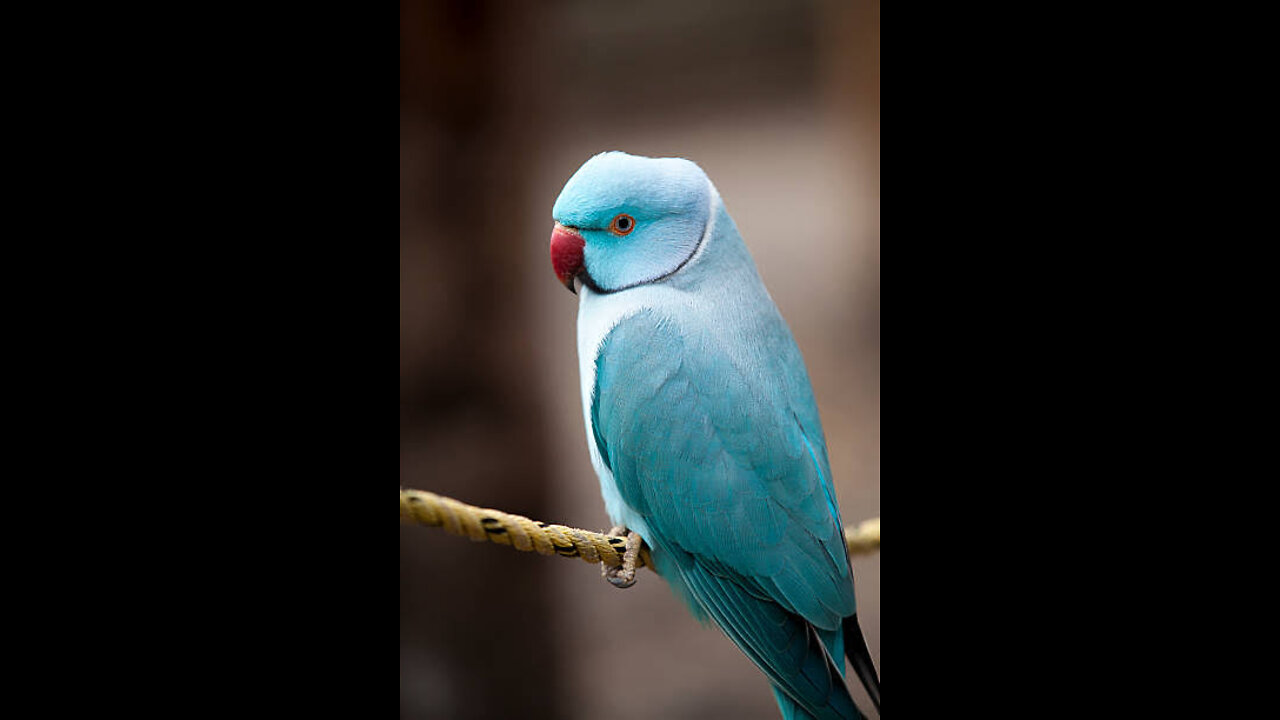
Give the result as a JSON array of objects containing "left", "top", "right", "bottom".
[{"left": 400, "top": 488, "right": 880, "bottom": 571}]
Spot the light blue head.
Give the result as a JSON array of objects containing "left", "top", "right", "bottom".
[{"left": 550, "top": 152, "right": 711, "bottom": 294}]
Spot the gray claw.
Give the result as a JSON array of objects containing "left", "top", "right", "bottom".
[{"left": 601, "top": 526, "right": 642, "bottom": 590}]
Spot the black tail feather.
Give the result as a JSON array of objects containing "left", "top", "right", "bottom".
[{"left": 843, "top": 613, "right": 880, "bottom": 714}]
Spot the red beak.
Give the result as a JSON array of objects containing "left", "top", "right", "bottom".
[{"left": 550, "top": 223, "right": 585, "bottom": 294}]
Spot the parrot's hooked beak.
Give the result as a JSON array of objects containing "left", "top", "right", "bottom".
[{"left": 550, "top": 222, "right": 586, "bottom": 295}]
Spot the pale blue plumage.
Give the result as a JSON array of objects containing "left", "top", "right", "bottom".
[
  {"left": 555, "top": 152, "right": 873, "bottom": 720},
  {"left": 553, "top": 155, "right": 709, "bottom": 293}
]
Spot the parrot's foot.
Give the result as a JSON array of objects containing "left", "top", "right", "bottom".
[{"left": 602, "top": 526, "right": 641, "bottom": 589}]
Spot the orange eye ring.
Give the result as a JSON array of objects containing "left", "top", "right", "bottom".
[{"left": 609, "top": 213, "right": 636, "bottom": 236}]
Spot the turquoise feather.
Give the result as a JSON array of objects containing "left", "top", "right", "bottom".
[{"left": 556, "top": 152, "right": 870, "bottom": 720}]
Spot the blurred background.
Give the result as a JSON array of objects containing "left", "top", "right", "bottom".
[{"left": 400, "top": 0, "right": 879, "bottom": 717}]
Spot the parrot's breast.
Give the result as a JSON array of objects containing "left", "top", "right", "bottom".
[{"left": 575, "top": 283, "right": 683, "bottom": 540}]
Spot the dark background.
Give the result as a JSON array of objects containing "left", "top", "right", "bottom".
[{"left": 400, "top": 1, "right": 879, "bottom": 717}]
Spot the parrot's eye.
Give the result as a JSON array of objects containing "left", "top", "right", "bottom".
[{"left": 609, "top": 214, "right": 636, "bottom": 236}]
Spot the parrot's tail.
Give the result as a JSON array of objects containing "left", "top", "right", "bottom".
[
  {"left": 768, "top": 623, "right": 864, "bottom": 720},
  {"left": 772, "top": 684, "right": 850, "bottom": 720},
  {"left": 843, "top": 613, "right": 880, "bottom": 715}
]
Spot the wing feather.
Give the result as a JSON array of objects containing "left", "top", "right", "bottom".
[{"left": 592, "top": 308, "right": 856, "bottom": 630}]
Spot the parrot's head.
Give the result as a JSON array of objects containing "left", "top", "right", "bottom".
[{"left": 550, "top": 151, "right": 711, "bottom": 294}]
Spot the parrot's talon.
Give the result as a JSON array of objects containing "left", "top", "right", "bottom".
[
  {"left": 602, "top": 526, "right": 641, "bottom": 589},
  {"left": 605, "top": 569, "right": 636, "bottom": 588}
]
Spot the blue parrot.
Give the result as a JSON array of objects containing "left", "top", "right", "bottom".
[{"left": 548, "top": 152, "right": 880, "bottom": 720}]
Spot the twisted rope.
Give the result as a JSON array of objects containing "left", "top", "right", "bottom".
[{"left": 400, "top": 488, "right": 879, "bottom": 571}]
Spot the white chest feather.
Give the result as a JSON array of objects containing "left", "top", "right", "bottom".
[{"left": 575, "top": 284, "right": 676, "bottom": 538}]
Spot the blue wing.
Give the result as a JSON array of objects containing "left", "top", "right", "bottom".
[{"left": 593, "top": 308, "right": 858, "bottom": 719}]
